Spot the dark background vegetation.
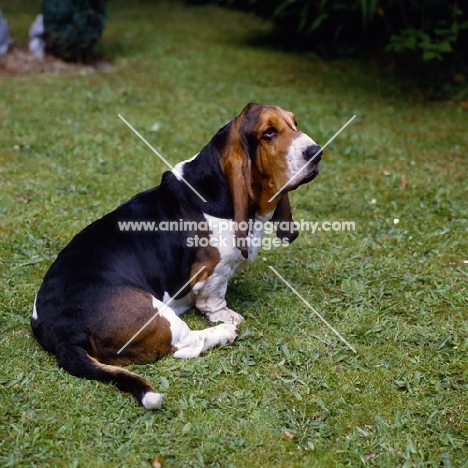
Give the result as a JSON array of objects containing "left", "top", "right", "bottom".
[
  {"left": 43, "top": 0, "right": 107, "bottom": 61},
  {"left": 187, "top": 0, "right": 468, "bottom": 99}
]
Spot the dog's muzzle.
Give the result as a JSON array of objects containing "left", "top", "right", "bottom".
[
  {"left": 303, "top": 144, "right": 322, "bottom": 178},
  {"left": 304, "top": 144, "right": 322, "bottom": 163}
]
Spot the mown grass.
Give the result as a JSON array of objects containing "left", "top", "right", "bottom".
[{"left": 1, "top": 1, "right": 467, "bottom": 467}]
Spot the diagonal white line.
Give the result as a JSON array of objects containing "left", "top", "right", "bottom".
[
  {"left": 268, "top": 115, "right": 357, "bottom": 202},
  {"left": 118, "top": 114, "right": 207, "bottom": 203},
  {"left": 117, "top": 266, "right": 206, "bottom": 354},
  {"left": 268, "top": 266, "right": 357, "bottom": 353}
]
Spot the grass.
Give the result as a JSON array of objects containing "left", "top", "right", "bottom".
[{"left": 1, "top": 0, "right": 468, "bottom": 466}]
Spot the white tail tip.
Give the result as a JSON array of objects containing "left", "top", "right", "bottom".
[{"left": 141, "top": 392, "right": 164, "bottom": 410}]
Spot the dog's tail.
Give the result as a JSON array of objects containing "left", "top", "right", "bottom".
[{"left": 55, "top": 344, "right": 163, "bottom": 409}]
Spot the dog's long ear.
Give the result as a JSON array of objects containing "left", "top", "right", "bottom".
[
  {"left": 221, "top": 104, "right": 263, "bottom": 258},
  {"left": 271, "top": 194, "right": 299, "bottom": 244},
  {"left": 223, "top": 135, "right": 255, "bottom": 258}
]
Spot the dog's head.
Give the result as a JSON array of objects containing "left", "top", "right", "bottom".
[{"left": 220, "top": 103, "right": 322, "bottom": 257}]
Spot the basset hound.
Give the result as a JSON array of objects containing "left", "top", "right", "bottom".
[{"left": 31, "top": 103, "right": 322, "bottom": 409}]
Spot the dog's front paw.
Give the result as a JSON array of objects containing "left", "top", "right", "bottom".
[
  {"left": 205, "top": 322, "right": 240, "bottom": 347},
  {"left": 206, "top": 308, "right": 245, "bottom": 325}
]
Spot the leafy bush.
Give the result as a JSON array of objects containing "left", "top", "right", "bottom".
[
  {"left": 189, "top": 0, "right": 468, "bottom": 97},
  {"left": 43, "top": 0, "right": 107, "bottom": 62}
]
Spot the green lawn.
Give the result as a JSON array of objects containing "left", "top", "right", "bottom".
[{"left": 1, "top": 1, "right": 467, "bottom": 467}]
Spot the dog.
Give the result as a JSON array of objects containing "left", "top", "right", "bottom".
[{"left": 31, "top": 103, "right": 322, "bottom": 409}]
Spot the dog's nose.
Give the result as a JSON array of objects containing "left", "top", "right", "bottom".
[{"left": 303, "top": 145, "right": 322, "bottom": 162}]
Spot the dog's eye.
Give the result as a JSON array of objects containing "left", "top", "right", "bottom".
[{"left": 262, "top": 128, "right": 277, "bottom": 140}]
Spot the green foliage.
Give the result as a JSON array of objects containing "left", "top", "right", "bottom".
[
  {"left": 386, "top": 28, "right": 454, "bottom": 62},
  {"left": 43, "top": 0, "right": 107, "bottom": 61},
  {"left": 191, "top": 0, "right": 468, "bottom": 98}
]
